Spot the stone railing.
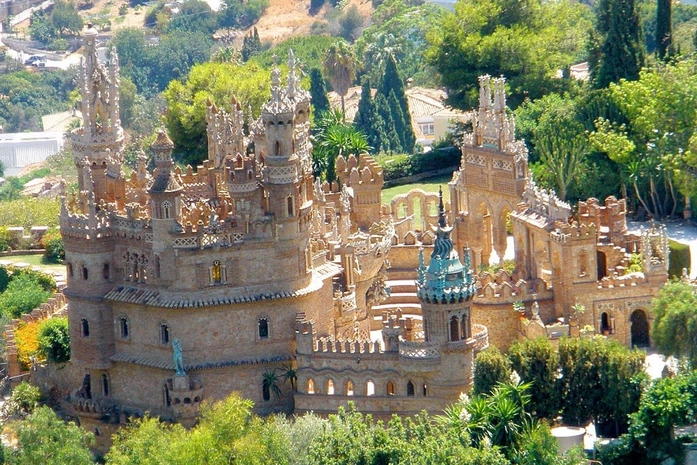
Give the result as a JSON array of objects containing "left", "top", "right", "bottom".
[
  {"left": 398, "top": 339, "right": 440, "bottom": 359},
  {"left": 314, "top": 337, "right": 381, "bottom": 354},
  {"left": 471, "top": 324, "right": 489, "bottom": 352}
]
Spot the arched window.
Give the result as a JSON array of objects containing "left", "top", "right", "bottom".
[
  {"left": 119, "top": 317, "right": 129, "bottom": 339},
  {"left": 461, "top": 314, "right": 470, "bottom": 340},
  {"left": 102, "top": 374, "right": 109, "bottom": 396},
  {"left": 387, "top": 381, "right": 395, "bottom": 396},
  {"left": 274, "top": 141, "right": 281, "bottom": 156},
  {"left": 307, "top": 378, "right": 315, "bottom": 394},
  {"left": 103, "top": 263, "right": 110, "bottom": 280},
  {"left": 346, "top": 380, "right": 354, "bottom": 396},
  {"left": 366, "top": 380, "right": 375, "bottom": 396},
  {"left": 163, "top": 384, "right": 171, "bottom": 407},
  {"left": 601, "top": 312, "right": 611, "bottom": 334},
  {"left": 327, "top": 379, "right": 335, "bottom": 395},
  {"left": 407, "top": 381, "right": 415, "bottom": 397},
  {"left": 579, "top": 250, "right": 588, "bottom": 276},
  {"left": 450, "top": 316, "right": 460, "bottom": 342},
  {"left": 258, "top": 318, "right": 269, "bottom": 339},
  {"left": 160, "top": 324, "right": 170, "bottom": 345},
  {"left": 82, "top": 265, "right": 89, "bottom": 280},
  {"left": 423, "top": 384, "right": 428, "bottom": 397},
  {"left": 81, "top": 318, "right": 90, "bottom": 337},
  {"left": 262, "top": 382, "right": 271, "bottom": 401},
  {"left": 161, "top": 201, "right": 172, "bottom": 219}
]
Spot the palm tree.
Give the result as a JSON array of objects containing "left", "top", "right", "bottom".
[
  {"left": 323, "top": 42, "right": 357, "bottom": 119},
  {"left": 281, "top": 360, "right": 297, "bottom": 392},
  {"left": 262, "top": 370, "right": 282, "bottom": 400}
]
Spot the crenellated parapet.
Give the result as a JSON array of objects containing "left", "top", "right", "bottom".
[
  {"left": 578, "top": 196, "right": 628, "bottom": 244},
  {"left": 550, "top": 221, "right": 597, "bottom": 243},
  {"left": 521, "top": 178, "right": 571, "bottom": 221}
]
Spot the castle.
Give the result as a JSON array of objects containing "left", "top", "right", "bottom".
[{"left": 56, "top": 27, "right": 667, "bottom": 436}]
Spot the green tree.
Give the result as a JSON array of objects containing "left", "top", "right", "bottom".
[
  {"left": 28, "top": 10, "right": 55, "bottom": 43},
  {"left": 651, "top": 281, "right": 697, "bottom": 365},
  {"left": 353, "top": 79, "right": 385, "bottom": 153},
  {"left": 241, "top": 27, "right": 262, "bottom": 62},
  {"left": 473, "top": 346, "right": 511, "bottom": 396},
  {"left": 322, "top": 41, "right": 357, "bottom": 117},
  {"left": 508, "top": 338, "right": 560, "bottom": 419},
  {"left": 50, "top": 0, "right": 83, "bottom": 37},
  {"left": 0, "top": 271, "right": 53, "bottom": 318},
  {"left": 590, "top": 0, "right": 645, "bottom": 89},
  {"left": 168, "top": 0, "right": 215, "bottom": 34},
  {"left": 309, "top": 68, "right": 330, "bottom": 116},
  {"left": 377, "top": 54, "right": 415, "bottom": 153},
  {"left": 38, "top": 317, "right": 70, "bottom": 363},
  {"left": 338, "top": 5, "right": 364, "bottom": 42},
  {"left": 217, "top": 0, "right": 269, "bottom": 29},
  {"left": 427, "top": 0, "right": 591, "bottom": 109},
  {"left": 656, "top": 0, "right": 673, "bottom": 60},
  {"left": 313, "top": 109, "right": 371, "bottom": 183},
  {"left": 163, "top": 61, "right": 270, "bottom": 166},
  {"left": 1, "top": 381, "right": 40, "bottom": 418},
  {"left": 9, "top": 406, "right": 94, "bottom": 465}
]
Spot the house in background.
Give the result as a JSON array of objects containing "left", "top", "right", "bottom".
[{"left": 329, "top": 85, "right": 469, "bottom": 151}]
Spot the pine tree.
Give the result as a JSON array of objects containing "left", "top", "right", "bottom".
[
  {"left": 309, "top": 68, "right": 331, "bottom": 116},
  {"left": 656, "top": 0, "right": 672, "bottom": 60},
  {"left": 590, "top": 0, "right": 645, "bottom": 89},
  {"left": 388, "top": 90, "right": 412, "bottom": 153}
]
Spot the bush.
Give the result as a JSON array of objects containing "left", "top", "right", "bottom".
[
  {"left": 38, "top": 317, "right": 70, "bottom": 363},
  {"left": 2, "top": 381, "right": 40, "bottom": 418},
  {"left": 0, "top": 197, "right": 61, "bottom": 229},
  {"left": 0, "top": 270, "right": 54, "bottom": 318},
  {"left": 375, "top": 147, "right": 461, "bottom": 182},
  {"left": 473, "top": 346, "right": 511, "bottom": 395},
  {"left": 15, "top": 320, "right": 42, "bottom": 370},
  {"left": 41, "top": 228, "right": 64, "bottom": 263},
  {"left": 669, "top": 239, "right": 690, "bottom": 279},
  {"left": 0, "top": 226, "right": 11, "bottom": 251}
]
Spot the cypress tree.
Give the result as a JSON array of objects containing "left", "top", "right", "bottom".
[
  {"left": 309, "top": 68, "right": 331, "bottom": 116},
  {"left": 591, "top": 0, "right": 645, "bottom": 89},
  {"left": 353, "top": 80, "right": 383, "bottom": 153},
  {"left": 241, "top": 27, "right": 261, "bottom": 62},
  {"left": 656, "top": 0, "right": 672, "bottom": 60},
  {"left": 378, "top": 54, "right": 416, "bottom": 153},
  {"left": 375, "top": 93, "right": 402, "bottom": 153}
]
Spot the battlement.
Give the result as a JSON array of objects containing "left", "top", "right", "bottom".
[
  {"left": 475, "top": 270, "right": 553, "bottom": 303},
  {"left": 336, "top": 154, "right": 384, "bottom": 188},
  {"left": 551, "top": 222, "right": 597, "bottom": 243},
  {"left": 521, "top": 178, "right": 571, "bottom": 220}
]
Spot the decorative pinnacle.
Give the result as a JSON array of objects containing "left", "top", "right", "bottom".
[{"left": 438, "top": 186, "right": 446, "bottom": 228}]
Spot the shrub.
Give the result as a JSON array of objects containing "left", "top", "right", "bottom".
[
  {"left": 0, "top": 270, "right": 53, "bottom": 318},
  {"left": 669, "top": 240, "right": 690, "bottom": 279},
  {"left": 375, "top": 147, "right": 461, "bottom": 182},
  {"left": 41, "top": 228, "right": 65, "bottom": 263},
  {"left": 0, "top": 197, "right": 61, "bottom": 229},
  {"left": 15, "top": 320, "right": 42, "bottom": 370},
  {"left": 1, "top": 381, "right": 40, "bottom": 418},
  {"left": 38, "top": 317, "right": 70, "bottom": 363},
  {"left": 473, "top": 346, "right": 511, "bottom": 395},
  {"left": 0, "top": 226, "right": 11, "bottom": 251}
]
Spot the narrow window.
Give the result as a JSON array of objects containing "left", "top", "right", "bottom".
[
  {"left": 287, "top": 196, "right": 294, "bottom": 216},
  {"left": 423, "top": 384, "right": 428, "bottom": 397},
  {"left": 450, "top": 316, "right": 460, "bottom": 342},
  {"left": 366, "top": 380, "right": 375, "bottom": 396},
  {"left": 327, "top": 379, "right": 335, "bottom": 395},
  {"left": 160, "top": 324, "right": 170, "bottom": 344},
  {"left": 263, "top": 383, "right": 271, "bottom": 401},
  {"left": 102, "top": 374, "right": 109, "bottom": 396},
  {"left": 163, "top": 384, "right": 171, "bottom": 407},
  {"left": 119, "top": 317, "right": 129, "bottom": 339},
  {"left": 81, "top": 318, "right": 90, "bottom": 337},
  {"left": 346, "top": 380, "right": 354, "bottom": 396},
  {"left": 103, "top": 263, "right": 110, "bottom": 280},
  {"left": 407, "top": 381, "right": 415, "bottom": 397},
  {"left": 258, "top": 318, "right": 269, "bottom": 339},
  {"left": 307, "top": 378, "right": 315, "bottom": 394},
  {"left": 274, "top": 141, "right": 281, "bottom": 156},
  {"left": 82, "top": 265, "right": 89, "bottom": 280},
  {"left": 67, "top": 263, "right": 73, "bottom": 277},
  {"left": 161, "top": 201, "right": 171, "bottom": 219},
  {"left": 387, "top": 381, "right": 395, "bottom": 396},
  {"left": 211, "top": 260, "right": 222, "bottom": 284}
]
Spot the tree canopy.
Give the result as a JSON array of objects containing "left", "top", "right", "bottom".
[{"left": 426, "top": 0, "right": 591, "bottom": 109}]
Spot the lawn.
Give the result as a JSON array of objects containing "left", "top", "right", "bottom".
[
  {"left": 381, "top": 174, "right": 452, "bottom": 206},
  {"left": 0, "top": 253, "right": 65, "bottom": 277}
]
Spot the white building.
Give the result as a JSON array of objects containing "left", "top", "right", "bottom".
[{"left": 0, "top": 132, "right": 64, "bottom": 176}]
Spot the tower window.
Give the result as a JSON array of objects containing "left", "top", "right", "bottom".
[
  {"left": 387, "top": 381, "right": 395, "bottom": 396},
  {"left": 103, "top": 263, "right": 110, "bottom": 280},
  {"left": 119, "top": 317, "right": 129, "bottom": 339},
  {"left": 258, "top": 318, "right": 269, "bottom": 339},
  {"left": 307, "top": 378, "right": 315, "bottom": 394},
  {"left": 287, "top": 196, "right": 294, "bottom": 217},
  {"left": 211, "top": 260, "right": 222, "bottom": 284},
  {"left": 81, "top": 318, "right": 90, "bottom": 337},
  {"left": 67, "top": 263, "right": 73, "bottom": 278},
  {"left": 275, "top": 141, "right": 281, "bottom": 156},
  {"left": 262, "top": 382, "right": 270, "bottom": 401},
  {"left": 423, "top": 384, "right": 428, "bottom": 397},
  {"left": 346, "top": 380, "right": 354, "bottom": 396},
  {"left": 407, "top": 381, "right": 415, "bottom": 397},
  {"left": 366, "top": 380, "right": 375, "bottom": 396},
  {"left": 82, "top": 265, "right": 89, "bottom": 280},
  {"left": 160, "top": 324, "right": 170, "bottom": 344},
  {"left": 326, "top": 379, "right": 335, "bottom": 395},
  {"left": 450, "top": 316, "right": 460, "bottom": 342},
  {"left": 161, "top": 201, "right": 172, "bottom": 219}
]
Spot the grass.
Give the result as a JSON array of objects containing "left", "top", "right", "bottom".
[
  {"left": 381, "top": 174, "right": 452, "bottom": 206},
  {"left": 0, "top": 254, "right": 65, "bottom": 276}
]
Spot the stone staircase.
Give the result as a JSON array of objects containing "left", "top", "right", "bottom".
[{"left": 370, "top": 269, "right": 422, "bottom": 329}]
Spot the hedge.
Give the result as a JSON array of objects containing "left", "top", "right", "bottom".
[
  {"left": 376, "top": 146, "right": 461, "bottom": 182},
  {"left": 668, "top": 240, "right": 690, "bottom": 279}
]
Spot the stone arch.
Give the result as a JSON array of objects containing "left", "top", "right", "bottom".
[{"left": 630, "top": 309, "right": 649, "bottom": 347}]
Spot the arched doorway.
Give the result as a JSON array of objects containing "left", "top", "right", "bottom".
[{"left": 630, "top": 310, "right": 649, "bottom": 347}]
